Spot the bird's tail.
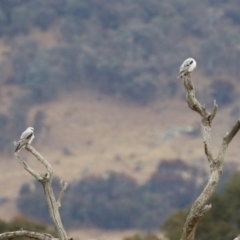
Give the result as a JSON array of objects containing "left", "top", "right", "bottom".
[
  {"left": 177, "top": 72, "right": 183, "bottom": 78},
  {"left": 15, "top": 141, "right": 24, "bottom": 152},
  {"left": 15, "top": 143, "right": 21, "bottom": 152}
]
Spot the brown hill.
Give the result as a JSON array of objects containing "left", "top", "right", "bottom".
[
  {"left": 0, "top": 80, "right": 239, "bottom": 240},
  {"left": 0, "top": 85, "right": 239, "bottom": 199}
]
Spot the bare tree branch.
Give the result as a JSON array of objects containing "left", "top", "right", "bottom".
[
  {"left": 0, "top": 230, "right": 56, "bottom": 240},
  {"left": 209, "top": 100, "right": 218, "bottom": 124},
  {"left": 25, "top": 145, "right": 53, "bottom": 180},
  {"left": 180, "top": 73, "right": 240, "bottom": 240},
  {"left": 15, "top": 153, "right": 43, "bottom": 181},
  {"left": 224, "top": 120, "right": 240, "bottom": 145},
  {"left": 57, "top": 180, "right": 68, "bottom": 208},
  {"left": 15, "top": 145, "right": 69, "bottom": 240}
]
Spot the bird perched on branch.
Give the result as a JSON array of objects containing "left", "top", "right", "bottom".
[
  {"left": 15, "top": 127, "right": 34, "bottom": 152},
  {"left": 177, "top": 58, "right": 197, "bottom": 78}
]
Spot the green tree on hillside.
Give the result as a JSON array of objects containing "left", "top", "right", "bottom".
[
  {"left": 1, "top": 0, "right": 240, "bottom": 108},
  {"left": 162, "top": 172, "right": 240, "bottom": 240},
  {"left": 17, "top": 160, "right": 212, "bottom": 230}
]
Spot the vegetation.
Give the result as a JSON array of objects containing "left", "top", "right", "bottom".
[
  {"left": 17, "top": 159, "right": 236, "bottom": 230},
  {"left": 0, "top": 0, "right": 238, "bottom": 151},
  {"left": 0, "top": 1, "right": 239, "bottom": 237},
  {"left": 162, "top": 172, "right": 240, "bottom": 240},
  {"left": 0, "top": 0, "right": 239, "bottom": 103},
  {"left": 144, "top": 159, "right": 206, "bottom": 209},
  {"left": 124, "top": 234, "right": 164, "bottom": 240},
  {"left": 0, "top": 216, "right": 55, "bottom": 240}
]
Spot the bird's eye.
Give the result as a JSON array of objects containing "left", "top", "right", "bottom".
[{"left": 190, "top": 61, "right": 193, "bottom": 64}]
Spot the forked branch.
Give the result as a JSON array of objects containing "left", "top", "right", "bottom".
[
  {"left": 10, "top": 145, "right": 69, "bottom": 240},
  {"left": 57, "top": 180, "right": 68, "bottom": 208},
  {"left": 180, "top": 74, "right": 240, "bottom": 240}
]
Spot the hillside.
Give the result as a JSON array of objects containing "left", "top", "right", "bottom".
[
  {"left": 0, "top": 84, "right": 240, "bottom": 201},
  {"left": 0, "top": 0, "right": 240, "bottom": 236}
]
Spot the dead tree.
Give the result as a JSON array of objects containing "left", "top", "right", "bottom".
[
  {"left": 180, "top": 73, "right": 240, "bottom": 240},
  {"left": 0, "top": 145, "right": 69, "bottom": 240}
]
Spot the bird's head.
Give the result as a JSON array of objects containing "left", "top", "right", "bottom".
[
  {"left": 188, "top": 58, "right": 197, "bottom": 71},
  {"left": 188, "top": 58, "right": 195, "bottom": 64},
  {"left": 28, "top": 127, "right": 34, "bottom": 132}
]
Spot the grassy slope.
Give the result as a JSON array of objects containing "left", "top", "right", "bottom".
[
  {"left": 0, "top": 28, "right": 240, "bottom": 239},
  {"left": 0, "top": 84, "right": 239, "bottom": 194},
  {"left": 0, "top": 84, "right": 239, "bottom": 237}
]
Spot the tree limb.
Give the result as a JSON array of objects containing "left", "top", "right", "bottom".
[
  {"left": 57, "top": 180, "right": 68, "bottom": 208},
  {"left": 180, "top": 73, "right": 240, "bottom": 240},
  {"left": 15, "top": 153, "right": 43, "bottom": 181},
  {"left": 15, "top": 146, "right": 69, "bottom": 240},
  {"left": 25, "top": 145, "right": 53, "bottom": 180},
  {"left": 0, "top": 230, "right": 56, "bottom": 240},
  {"left": 224, "top": 120, "right": 240, "bottom": 145}
]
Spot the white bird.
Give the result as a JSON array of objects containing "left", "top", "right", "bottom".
[
  {"left": 15, "top": 127, "right": 35, "bottom": 152},
  {"left": 177, "top": 58, "right": 197, "bottom": 78}
]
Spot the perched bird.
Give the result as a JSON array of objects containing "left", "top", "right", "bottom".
[
  {"left": 15, "top": 127, "right": 34, "bottom": 152},
  {"left": 177, "top": 58, "right": 197, "bottom": 78}
]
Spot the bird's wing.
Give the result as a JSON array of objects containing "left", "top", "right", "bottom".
[
  {"left": 179, "top": 59, "right": 192, "bottom": 72},
  {"left": 177, "top": 65, "right": 189, "bottom": 78},
  {"left": 20, "top": 129, "right": 33, "bottom": 140},
  {"left": 177, "top": 71, "right": 184, "bottom": 78},
  {"left": 26, "top": 132, "right": 33, "bottom": 140}
]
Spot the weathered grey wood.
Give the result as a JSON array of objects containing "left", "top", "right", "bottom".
[
  {"left": 180, "top": 74, "right": 240, "bottom": 240},
  {"left": 14, "top": 145, "right": 69, "bottom": 240},
  {"left": 0, "top": 230, "right": 56, "bottom": 240},
  {"left": 57, "top": 180, "right": 68, "bottom": 208}
]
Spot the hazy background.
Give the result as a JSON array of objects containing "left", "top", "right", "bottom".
[{"left": 0, "top": 0, "right": 240, "bottom": 239}]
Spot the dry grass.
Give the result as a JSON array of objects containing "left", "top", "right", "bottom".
[
  {"left": 27, "top": 90, "right": 201, "bottom": 183},
  {"left": 0, "top": 87, "right": 239, "bottom": 189},
  {"left": 0, "top": 200, "right": 20, "bottom": 221},
  {"left": 68, "top": 228, "right": 165, "bottom": 240},
  {"left": 0, "top": 82, "right": 239, "bottom": 226},
  {"left": 0, "top": 24, "right": 239, "bottom": 238}
]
